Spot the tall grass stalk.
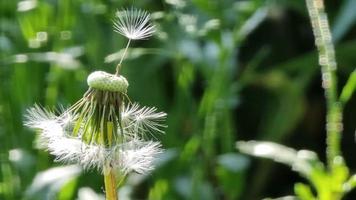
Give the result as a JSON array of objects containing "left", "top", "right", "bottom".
[{"left": 306, "top": 0, "right": 343, "bottom": 169}]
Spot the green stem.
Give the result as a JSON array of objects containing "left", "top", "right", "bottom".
[
  {"left": 104, "top": 169, "right": 118, "bottom": 200},
  {"left": 306, "top": 0, "right": 343, "bottom": 169},
  {"left": 116, "top": 39, "right": 131, "bottom": 75},
  {"left": 104, "top": 121, "right": 118, "bottom": 200}
]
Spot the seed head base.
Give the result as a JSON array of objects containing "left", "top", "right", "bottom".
[{"left": 87, "top": 71, "right": 129, "bottom": 93}]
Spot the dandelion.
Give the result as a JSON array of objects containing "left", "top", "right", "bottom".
[
  {"left": 24, "top": 7, "right": 164, "bottom": 200},
  {"left": 113, "top": 7, "right": 156, "bottom": 72},
  {"left": 113, "top": 8, "right": 155, "bottom": 41}
]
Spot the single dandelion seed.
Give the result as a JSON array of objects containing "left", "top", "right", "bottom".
[
  {"left": 113, "top": 7, "right": 156, "bottom": 73},
  {"left": 113, "top": 8, "right": 155, "bottom": 40},
  {"left": 24, "top": 7, "right": 164, "bottom": 200}
]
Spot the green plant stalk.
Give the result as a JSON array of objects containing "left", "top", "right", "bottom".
[
  {"left": 305, "top": 0, "right": 343, "bottom": 170},
  {"left": 104, "top": 121, "right": 118, "bottom": 200},
  {"left": 116, "top": 39, "right": 131, "bottom": 76},
  {"left": 104, "top": 170, "right": 118, "bottom": 200}
]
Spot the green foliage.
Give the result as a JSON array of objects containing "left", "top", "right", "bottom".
[
  {"left": 340, "top": 70, "right": 356, "bottom": 105},
  {"left": 237, "top": 0, "right": 356, "bottom": 199},
  {"left": 295, "top": 183, "right": 315, "bottom": 200}
]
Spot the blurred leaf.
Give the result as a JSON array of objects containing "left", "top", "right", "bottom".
[
  {"left": 174, "top": 175, "right": 214, "bottom": 200},
  {"left": 105, "top": 48, "right": 167, "bottom": 64},
  {"left": 294, "top": 183, "right": 316, "bottom": 200},
  {"left": 17, "top": 1, "right": 53, "bottom": 43},
  {"left": 238, "top": 7, "right": 268, "bottom": 39},
  {"left": 17, "top": 0, "right": 38, "bottom": 12},
  {"left": 340, "top": 69, "right": 356, "bottom": 105},
  {"left": 153, "top": 148, "right": 178, "bottom": 168},
  {"left": 178, "top": 39, "right": 203, "bottom": 64},
  {"left": 254, "top": 72, "right": 305, "bottom": 141},
  {"left": 179, "top": 136, "right": 200, "bottom": 163},
  {"left": 25, "top": 165, "right": 81, "bottom": 200},
  {"left": 217, "top": 153, "right": 250, "bottom": 172},
  {"left": 77, "top": 187, "right": 104, "bottom": 200},
  {"left": 174, "top": 176, "right": 193, "bottom": 199},
  {"left": 118, "top": 185, "right": 133, "bottom": 200},
  {"left": 237, "top": 141, "right": 321, "bottom": 177},
  {"left": 8, "top": 148, "right": 35, "bottom": 173},
  {"left": 216, "top": 153, "right": 250, "bottom": 199},
  {"left": 263, "top": 196, "right": 298, "bottom": 200},
  {"left": 332, "top": 0, "right": 356, "bottom": 43},
  {"left": 330, "top": 157, "right": 349, "bottom": 193},
  {"left": 0, "top": 160, "right": 19, "bottom": 200},
  {"left": 10, "top": 49, "right": 83, "bottom": 70},
  {"left": 343, "top": 174, "right": 356, "bottom": 193},
  {"left": 148, "top": 179, "right": 169, "bottom": 200},
  {"left": 57, "top": 178, "right": 78, "bottom": 200}
]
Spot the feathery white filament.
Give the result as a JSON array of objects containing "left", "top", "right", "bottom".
[
  {"left": 122, "top": 103, "right": 167, "bottom": 137},
  {"left": 24, "top": 104, "right": 57, "bottom": 129},
  {"left": 117, "top": 141, "right": 162, "bottom": 174},
  {"left": 24, "top": 104, "right": 164, "bottom": 174},
  {"left": 113, "top": 8, "right": 155, "bottom": 40}
]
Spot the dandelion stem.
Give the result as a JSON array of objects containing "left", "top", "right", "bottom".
[
  {"left": 104, "top": 121, "right": 118, "bottom": 200},
  {"left": 104, "top": 169, "right": 118, "bottom": 200},
  {"left": 116, "top": 39, "right": 131, "bottom": 75},
  {"left": 306, "top": 0, "right": 343, "bottom": 169}
]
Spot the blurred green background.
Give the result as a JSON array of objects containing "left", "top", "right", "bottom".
[{"left": 1, "top": 0, "right": 356, "bottom": 199}]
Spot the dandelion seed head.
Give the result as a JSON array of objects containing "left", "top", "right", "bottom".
[
  {"left": 24, "top": 105, "right": 164, "bottom": 174},
  {"left": 113, "top": 8, "right": 155, "bottom": 40},
  {"left": 24, "top": 6, "right": 165, "bottom": 179}
]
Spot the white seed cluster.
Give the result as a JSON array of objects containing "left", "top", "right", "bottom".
[
  {"left": 87, "top": 71, "right": 129, "bottom": 93},
  {"left": 24, "top": 104, "right": 165, "bottom": 175}
]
